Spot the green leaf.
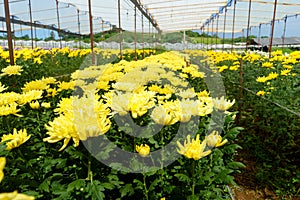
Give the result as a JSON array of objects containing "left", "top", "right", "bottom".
[
  {"left": 87, "top": 181, "right": 105, "bottom": 200},
  {"left": 51, "top": 180, "right": 66, "bottom": 195},
  {"left": 174, "top": 173, "right": 190, "bottom": 183},
  {"left": 102, "top": 182, "right": 115, "bottom": 190},
  {"left": 227, "top": 161, "right": 246, "bottom": 169},
  {"left": 133, "top": 179, "right": 144, "bottom": 190},
  {"left": 149, "top": 137, "right": 159, "bottom": 148},
  {"left": 39, "top": 180, "right": 50, "bottom": 193},
  {"left": 149, "top": 178, "right": 159, "bottom": 191},
  {"left": 67, "top": 179, "right": 86, "bottom": 192},
  {"left": 228, "top": 127, "right": 244, "bottom": 136},
  {"left": 0, "top": 142, "right": 7, "bottom": 152},
  {"left": 120, "top": 183, "right": 134, "bottom": 198}
]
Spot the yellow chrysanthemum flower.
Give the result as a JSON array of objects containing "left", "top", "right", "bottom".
[
  {"left": 0, "top": 82, "right": 7, "bottom": 93},
  {"left": 136, "top": 144, "right": 150, "bottom": 157},
  {"left": 177, "top": 134, "right": 211, "bottom": 160},
  {"left": 44, "top": 94, "right": 111, "bottom": 151},
  {"left": 282, "top": 64, "right": 293, "bottom": 69},
  {"left": 17, "top": 90, "right": 43, "bottom": 105},
  {"left": 0, "top": 190, "right": 35, "bottom": 200},
  {"left": 129, "top": 91, "right": 156, "bottom": 119},
  {"left": 0, "top": 103, "right": 22, "bottom": 117},
  {"left": 0, "top": 92, "right": 19, "bottom": 106},
  {"left": 1, "top": 128, "right": 31, "bottom": 150},
  {"left": 206, "top": 130, "right": 228, "bottom": 147},
  {"left": 0, "top": 157, "right": 5, "bottom": 183},
  {"left": 212, "top": 96, "right": 235, "bottom": 111},
  {"left": 151, "top": 101, "right": 179, "bottom": 125},
  {"left": 280, "top": 69, "right": 291, "bottom": 76},
  {"left": 229, "top": 65, "right": 239, "bottom": 71},
  {"left": 33, "top": 57, "right": 42, "bottom": 64},
  {"left": 256, "top": 76, "right": 268, "bottom": 83},
  {"left": 43, "top": 114, "right": 78, "bottom": 151},
  {"left": 46, "top": 88, "right": 58, "bottom": 97},
  {"left": 57, "top": 81, "right": 75, "bottom": 91},
  {"left": 218, "top": 65, "right": 228, "bottom": 73},
  {"left": 256, "top": 90, "right": 266, "bottom": 96},
  {"left": 41, "top": 102, "right": 51, "bottom": 108},
  {"left": 22, "top": 80, "right": 49, "bottom": 92},
  {"left": 0, "top": 65, "right": 23, "bottom": 76},
  {"left": 106, "top": 92, "right": 130, "bottom": 116},
  {"left": 262, "top": 62, "right": 273, "bottom": 68},
  {"left": 266, "top": 72, "right": 278, "bottom": 80},
  {"left": 29, "top": 101, "right": 40, "bottom": 109},
  {"left": 177, "top": 99, "right": 200, "bottom": 122},
  {"left": 196, "top": 90, "right": 210, "bottom": 98}
]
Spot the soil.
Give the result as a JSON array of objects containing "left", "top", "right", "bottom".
[
  {"left": 231, "top": 149, "right": 300, "bottom": 200},
  {"left": 231, "top": 185, "right": 279, "bottom": 200},
  {"left": 231, "top": 148, "right": 280, "bottom": 200}
]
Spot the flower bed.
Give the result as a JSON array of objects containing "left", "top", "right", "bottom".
[
  {"left": 0, "top": 48, "right": 243, "bottom": 199},
  {"left": 184, "top": 49, "right": 300, "bottom": 198}
]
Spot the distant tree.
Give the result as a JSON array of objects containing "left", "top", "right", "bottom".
[
  {"left": 184, "top": 30, "right": 200, "bottom": 37},
  {"left": 20, "top": 34, "right": 29, "bottom": 40},
  {"left": 45, "top": 31, "right": 55, "bottom": 41}
]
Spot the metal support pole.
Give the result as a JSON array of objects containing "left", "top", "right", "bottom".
[
  {"left": 201, "top": 27, "right": 204, "bottom": 48},
  {"left": 118, "top": 0, "right": 122, "bottom": 59},
  {"left": 28, "top": 0, "right": 34, "bottom": 49},
  {"left": 148, "top": 19, "right": 150, "bottom": 49},
  {"left": 134, "top": 5, "right": 137, "bottom": 60},
  {"left": 183, "top": 30, "right": 186, "bottom": 50},
  {"left": 207, "top": 23, "right": 209, "bottom": 50},
  {"left": 246, "top": 0, "right": 252, "bottom": 51},
  {"left": 216, "top": 15, "right": 219, "bottom": 49},
  {"left": 34, "top": 21, "right": 37, "bottom": 47},
  {"left": 77, "top": 9, "right": 81, "bottom": 48},
  {"left": 242, "top": 28, "right": 244, "bottom": 43},
  {"left": 152, "top": 27, "right": 157, "bottom": 49},
  {"left": 4, "top": 0, "right": 14, "bottom": 65},
  {"left": 20, "top": 24, "right": 23, "bottom": 47},
  {"left": 142, "top": 15, "right": 144, "bottom": 58},
  {"left": 88, "top": 0, "right": 95, "bottom": 64},
  {"left": 258, "top": 24, "right": 261, "bottom": 45},
  {"left": 56, "top": 0, "right": 62, "bottom": 49},
  {"left": 269, "top": 0, "right": 278, "bottom": 58},
  {"left": 12, "top": 15, "right": 16, "bottom": 48},
  {"left": 211, "top": 19, "right": 214, "bottom": 49},
  {"left": 282, "top": 16, "right": 287, "bottom": 47},
  {"left": 231, "top": 0, "right": 237, "bottom": 52},
  {"left": 102, "top": 20, "right": 104, "bottom": 49},
  {"left": 151, "top": 26, "right": 154, "bottom": 48},
  {"left": 222, "top": 7, "right": 227, "bottom": 51}
]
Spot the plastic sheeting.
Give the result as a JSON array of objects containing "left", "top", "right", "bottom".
[{"left": 0, "top": 0, "right": 300, "bottom": 36}]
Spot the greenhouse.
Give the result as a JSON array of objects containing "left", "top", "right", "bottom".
[{"left": 0, "top": 0, "right": 299, "bottom": 199}]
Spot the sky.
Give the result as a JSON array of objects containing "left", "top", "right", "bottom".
[{"left": 0, "top": 0, "right": 299, "bottom": 41}]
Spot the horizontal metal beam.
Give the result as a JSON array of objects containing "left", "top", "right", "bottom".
[
  {"left": 0, "top": 16, "right": 86, "bottom": 37},
  {"left": 153, "top": 10, "right": 218, "bottom": 17},
  {"left": 129, "top": 0, "right": 161, "bottom": 33},
  {"left": 148, "top": 1, "right": 226, "bottom": 10}
]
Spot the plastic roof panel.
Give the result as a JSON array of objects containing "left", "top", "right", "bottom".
[
  {"left": 0, "top": 0, "right": 300, "bottom": 37},
  {"left": 141, "top": 0, "right": 230, "bottom": 32},
  {"left": 206, "top": 0, "right": 300, "bottom": 33}
]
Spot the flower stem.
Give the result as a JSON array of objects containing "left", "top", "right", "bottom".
[
  {"left": 143, "top": 173, "right": 149, "bottom": 200},
  {"left": 87, "top": 154, "right": 93, "bottom": 182},
  {"left": 191, "top": 160, "right": 196, "bottom": 197}
]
